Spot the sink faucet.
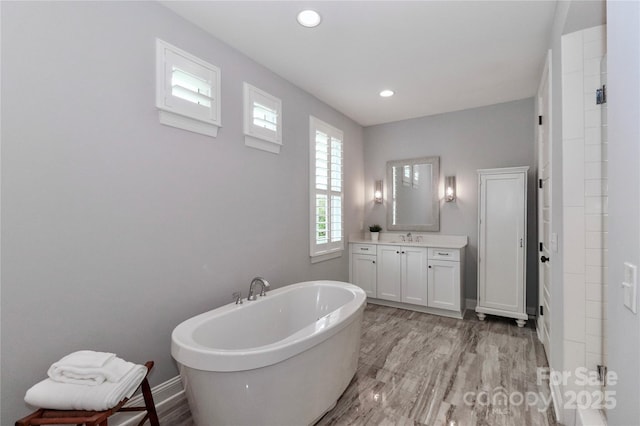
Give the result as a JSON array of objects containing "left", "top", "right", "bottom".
[
  {"left": 247, "top": 277, "right": 270, "bottom": 301},
  {"left": 407, "top": 232, "right": 413, "bottom": 242}
]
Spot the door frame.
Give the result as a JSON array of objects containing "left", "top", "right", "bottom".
[{"left": 536, "top": 49, "right": 552, "bottom": 360}]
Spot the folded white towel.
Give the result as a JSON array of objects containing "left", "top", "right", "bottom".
[
  {"left": 50, "top": 350, "right": 115, "bottom": 369},
  {"left": 48, "top": 353, "right": 134, "bottom": 386},
  {"left": 25, "top": 363, "right": 147, "bottom": 411}
]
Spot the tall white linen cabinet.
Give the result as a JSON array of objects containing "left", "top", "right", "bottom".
[{"left": 476, "top": 166, "right": 529, "bottom": 327}]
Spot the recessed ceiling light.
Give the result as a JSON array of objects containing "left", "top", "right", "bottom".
[
  {"left": 297, "top": 10, "right": 321, "bottom": 28},
  {"left": 379, "top": 90, "right": 395, "bottom": 98}
]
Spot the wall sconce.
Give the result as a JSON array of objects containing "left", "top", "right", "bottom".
[
  {"left": 445, "top": 176, "right": 456, "bottom": 202},
  {"left": 374, "top": 180, "right": 383, "bottom": 203}
]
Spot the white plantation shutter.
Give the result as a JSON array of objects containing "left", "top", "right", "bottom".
[
  {"left": 310, "top": 116, "right": 344, "bottom": 260},
  {"left": 156, "top": 39, "right": 221, "bottom": 137},
  {"left": 243, "top": 83, "right": 283, "bottom": 153}
]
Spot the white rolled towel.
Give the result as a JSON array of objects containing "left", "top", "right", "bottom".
[
  {"left": 25, "top": 363, "right": 148, "bottom": 411},
  {"left": 48, "top": 351, "right": 133, "bottom": 386}
]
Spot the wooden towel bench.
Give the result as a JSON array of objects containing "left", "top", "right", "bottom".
[{"left": 16, "top": 360, "right": 159, "bottom": 426}]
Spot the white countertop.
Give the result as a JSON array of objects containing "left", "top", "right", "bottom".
[{"left": 349, "top": 233, "right": 468, "bottom": 249}]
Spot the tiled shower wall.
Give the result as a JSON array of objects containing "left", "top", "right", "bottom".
[{"left": 561, "top": 24, "right": 607, "bottom": 393}]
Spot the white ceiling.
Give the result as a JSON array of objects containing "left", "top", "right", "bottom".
[{"left": 162, "top": 1, "right": 558, "bottom": 127}]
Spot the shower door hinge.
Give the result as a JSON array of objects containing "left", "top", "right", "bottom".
[
  {"left": 596, "top": 85, "right": 607, "bottom": 105},
  {"left": 540, "top": 242, "right": 543, "bottom": 252},
  {"left": 597, "top": 365, "right": 608, "bottom": 385},
  {"left": 538, "top": 115, "right": 543, "bottom": 125},
  {"left": 539, "top": 179, "right": 543, "bottom": 189},
  {"left": 539, "top": 305, "right": 544, "bottom": 316}
]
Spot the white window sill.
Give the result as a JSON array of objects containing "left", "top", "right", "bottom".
[
  {"left": 159, "top": 110, "right": 220, "bottom": 137},
  {"left": 245, "top": 135, "right": 282, "bottom": 154},
  {"left": 310, "top": 250, "right": 343, "bottom": 264}
]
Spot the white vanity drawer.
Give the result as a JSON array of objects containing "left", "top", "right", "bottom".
[
  {"left": 351, "top": 244, "right": 377, "bottom": 254},
  {"left": 428, "top": 248, "right": 460, "bottom": 261}
]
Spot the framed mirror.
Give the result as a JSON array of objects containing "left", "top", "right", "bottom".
[{"left": 386, "top": 156, "right": 440, "bottom": 232}]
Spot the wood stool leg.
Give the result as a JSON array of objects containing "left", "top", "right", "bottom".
[{"left": 141, "top": 377, "right": 159, "bottom": 426}]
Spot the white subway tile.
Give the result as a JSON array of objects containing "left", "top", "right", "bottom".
[
  {"left": 586, "top": 248, "right": 605, "bottom": 266},
  {"left": 585, "top": 109, "right": 602, "bottom": 129},
  {"left": 584, "top": 145, "right": 603, "bottom": 162},
  {"left": 585, "top": 214, "right": 604, "bottom": 232},
  {"left": 586, "top": 283, "right": 603, "bottom": 301},
  {"left": 586, "top": 231, "right": 604, "bottom": 249},
  {"left": 586, "top": 300, "right": 603, "bottom": 319},
  {"left": 562, "top": 31, "right": 584, "bottom": 73},
  {"left": 563, "top": 72, "right": 585, "bottom": 138},
  {"left": 564, "top": 207, "right": 585, "bottom": 272},
  {"left": 586, "top": 333, "right": 603, "bottom": 354},
  {"left": 584, "top": 38, "right": 605, "bottom": 59},
  {"left": 586, "top": 266, "right": 605, "bottom": 284},
  {"left": 564, "top": 340, "right": 586, "bottom": 390},
  {"left": 586, "top": 352, "right": 603, "bottom": 371},
  {"left": 583, "top": 25, "right": 605, "bottom": 43},
  {"left": 563, "top": 139, "right": 585, "bottom": 206},
  {"left": 585, "top": 196, "right": 605, "bottom": 214},
  {"left": 565, "top": 273, "right": 586, "bottom": 341},
  {"left": 585, "top": 162, "right": 604, "bottom": 179},
  {"left": 584, "top": 74, "right": 602, "bottom": 93},
  {"left": 584, "top": 57, "right": 601, "bottom": 76},
  {"left": 585, "top": 127, "right": 601, "bottom": 145},
  {"left": 586, "top": 317, "right": 602, "bottom": 336},
  {"left": 585, "top": 179, "right": 607, "bottom": 196}
]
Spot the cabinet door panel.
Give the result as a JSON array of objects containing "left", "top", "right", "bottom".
[
  {"left": 352, "top": 254, "right": 377, "bottom": 297},
  {"left": 428, "top": 260, "right": 460, "bottom": 311},
  {"left": 478, "top": 172, "right": 526, "bottom": 313},
  {"left": 376, "top": 246, "right": 401, "bottom": 302},
  {"left": 402, "top": 247, "right": 428, "bottom": 306}
]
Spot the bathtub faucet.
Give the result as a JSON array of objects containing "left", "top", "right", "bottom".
[{"left": 247, "top": 277, "right": 270, "bottom": 301}]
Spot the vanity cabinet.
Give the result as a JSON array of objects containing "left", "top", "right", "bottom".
[
  {"left": 427, "top": 248, "right": 463, "bottom": 311},
  {"left": 349, "top": 244, "right": 377, "bottom": 297},
  {"left": 348, "top": 238, "right": 466, "bottom": 319},
  {"left": 376, "top": 245, "right": 428, "bottom": 306}
]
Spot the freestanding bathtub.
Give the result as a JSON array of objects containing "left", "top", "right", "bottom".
[{"left": 171, "top": 280, "right": 366, "bottom": 426}]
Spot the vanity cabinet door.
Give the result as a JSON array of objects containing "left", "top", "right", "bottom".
[
  {"left": 401, "top": 247, "right": 428, "bottom": 306},
  {"left": 352, "top": 254, "right": 377, "bottom": 297},
  {"left": 428, "top": 259, "right": 461, "bottom": 311},
  {"left": 376, "top": 245, "right": 402, "bottom": 302}
]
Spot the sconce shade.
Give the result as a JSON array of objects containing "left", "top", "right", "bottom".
[
  {"left": 445, "top": 176, "right": 456, "bottom": 202},
  {"left": 374, "top": 180, "right": 383, "bottom": 203}
]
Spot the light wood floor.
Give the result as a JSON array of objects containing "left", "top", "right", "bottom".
[{"left": 158, "top": 304, "right": 557, "bottom": 426}]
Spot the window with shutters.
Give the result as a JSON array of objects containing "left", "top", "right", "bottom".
[
  {"left": 156, "top": 39, "right": 221, "bottom": 137},
  {"left": 309, "top": 116, "right": 344, "bottom": 262},
  {"left": 243, "top": 83, "right": 282, "bottom": 154}
]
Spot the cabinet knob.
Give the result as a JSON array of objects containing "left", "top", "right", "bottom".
[
  {"left": 372, "top": 261, "right": 376, "bottom": 264},
  {"left": 540, "top": 255, "right": 550, "bottom": 263},
  {"left": 396, "top": 251, "right": 400, "bottom": 254},
  {"left": 428, "top": 265, "right": 432, "bottom": 268},
  {"left": 401, "top": 251, "right": 405, "bottom": 254}
]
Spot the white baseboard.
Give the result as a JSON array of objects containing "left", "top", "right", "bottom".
[
  {"left": 110, "top": 375, "right": 184, "bottom": 426},
  {"left": 550, "top": 375, "right": 563, "bottom": 424},
  {"left": 465, "top": 299, "right": 538, "bottom": 320}
]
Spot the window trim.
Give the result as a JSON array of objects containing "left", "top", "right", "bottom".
[
  {"left": 243, "top": 82, "right": 282, "bottom": 154},
  {"left": 156, "top": 38, "right": 221, "bottom": 137},
  {"left": 309, "top": 116, "right": 344, "bottom": 261}
]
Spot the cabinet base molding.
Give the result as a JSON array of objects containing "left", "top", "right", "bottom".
[
  {"left": 367, "top": 298, "right": 464, "bottom": 320},
  {"left": 475, "top": 305, "right": 528, "bottom": 327}
]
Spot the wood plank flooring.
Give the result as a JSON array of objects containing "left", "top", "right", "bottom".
[{"left": 158, "top": 304, "right": 557, "bottom": 426}]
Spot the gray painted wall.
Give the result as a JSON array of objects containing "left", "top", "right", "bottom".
[
  {"left": 363, "top": 98, "right": 537, "bottom": 308},
  {"left": 0, "top": 2, "right": 364, "bottom": 423},
  {"left": 606, "top": 1, "right": 640, "bottom": 424}
]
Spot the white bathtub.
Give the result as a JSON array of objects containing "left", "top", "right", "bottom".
[{"left": 171, "top": 280, "right": 366, "bottom": 426}]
